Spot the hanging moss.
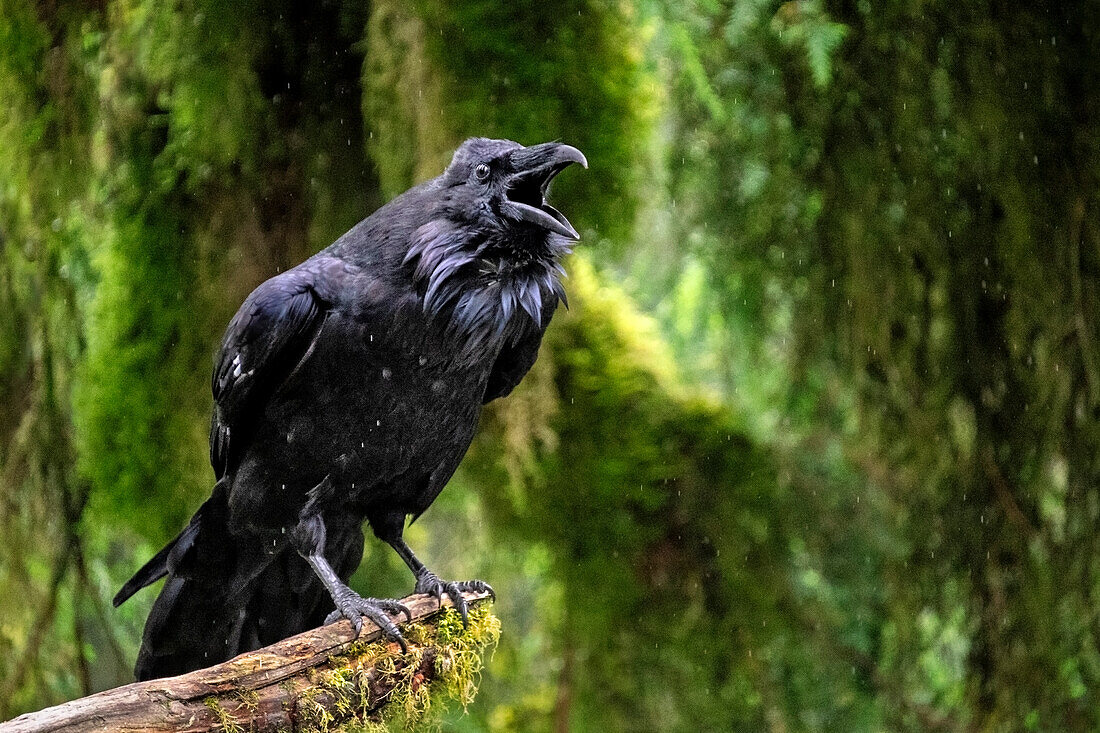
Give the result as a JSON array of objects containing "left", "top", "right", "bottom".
[
  {"left": 361, "top": 0, "right": 658, "bottom": 244},
  {"left": 0, "top": 0, "right": 103, "bottom": 716},
  {"left": 458, "top": 253, "right": 801, "bottom": 729},
  {"left": 71, "top": 0, "right": 268, "bottom": 538}
]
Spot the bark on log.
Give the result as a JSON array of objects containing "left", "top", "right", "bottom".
[{"left": 0, "top": 590, "right": 494, "bottom": 732}]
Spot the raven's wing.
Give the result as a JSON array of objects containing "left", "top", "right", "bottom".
[{"left": 210, "top": 256, "right": 354, "bottom": 478}]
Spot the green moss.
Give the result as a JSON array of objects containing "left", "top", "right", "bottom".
[
  {"left": 203, "top": 696, "right": 245, "bottom": 733},
  {"left": 234, "top": 688, "right": 260, "bottom": 712},
  {"left": 295, "top": 604, "right": 500, "bottom": 732},
  {"left": 361, "top": 0, "right": 658, "bottom": 244},
  {"left": 464, "top": 252, "right": 785, "bottom": 728}
]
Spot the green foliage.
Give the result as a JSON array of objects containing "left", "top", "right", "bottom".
[
  {"left": 362, "top": 0, "right": 657, "bottom": 243},
  {"left": 73, "top": 0, "right": 268, "bottom": 539},
  {"left": 650, "top": 1, "right": 1100, "bottom": 729},
  {"left": 0, "top": 0, "right": 104, "bottom": 715},
  {"left": 466, "top": 255, "right": 887, "bottom": 729}
]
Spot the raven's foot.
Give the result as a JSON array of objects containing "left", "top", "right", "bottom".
[
  {"left": 324, "top": 589, "right": 412, "bottom": 652},
  {"left": 414, "top": 570, "right": 495, "bottom": 626}
]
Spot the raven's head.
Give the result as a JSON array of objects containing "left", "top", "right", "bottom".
[
  {"left": 404, "top": 137, "right": 587, "bottom": 359},
  {"left": 437, "top": 137, "right": 588, "bottom": 242}
]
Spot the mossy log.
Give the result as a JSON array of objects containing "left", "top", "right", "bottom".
[{"left": 1, "top": 590, "right": 497, "bottom": 732}]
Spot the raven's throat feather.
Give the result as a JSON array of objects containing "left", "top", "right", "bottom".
[{"left": 405, "top": 219, "right": 569, "bottom": 361}]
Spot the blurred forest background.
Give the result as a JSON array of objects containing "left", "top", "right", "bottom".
[{"left": 1, "top": 0, "right": 1098, "bottom": 730}]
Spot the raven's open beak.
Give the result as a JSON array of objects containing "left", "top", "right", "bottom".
[{"left": 501, "top": 143, "right": 588, "bottom": 240}]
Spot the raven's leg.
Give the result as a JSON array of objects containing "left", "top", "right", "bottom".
[
  {"left": 387, "top": 537, "right": 494, "bottom": 626},
  {"left": 291, "top": 514, "right": 412, "bottom": 650}
]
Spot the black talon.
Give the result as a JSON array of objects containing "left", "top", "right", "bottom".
[
  {"left": 323, "top": 591, "right": 410, "bottom": 652},
  {"left": 295, "top": 515, "right": 411, "bottom": 651},
  {"left": 387, "top": 537, "right": 494, "bottom": 628},
  {"left": 411, "top": 569, "right": 492, "bottom": 627},
  {"left": 443, "top": 581, "right": 470, "bottom": 625},
  {"left": 386, "top": 600, "right": 413, "bottom": 622},
  {"left": 459, "top": 579, "right": 495, "bottom": 601}
]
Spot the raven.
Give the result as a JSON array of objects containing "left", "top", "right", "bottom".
[{"left": 113, "top": 138, "right": 586, "bottom": 680}]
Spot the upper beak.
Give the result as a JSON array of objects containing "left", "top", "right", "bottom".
[{"left": 501, "top": 143, "right": 588, "bottom": 240}]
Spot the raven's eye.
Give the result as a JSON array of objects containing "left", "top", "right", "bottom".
[{"left": 474, "top": 163, "right": 491, "bottom": 182}]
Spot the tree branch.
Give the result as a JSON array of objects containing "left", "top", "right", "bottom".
[{"left": 0, "top": 590, "right": 497, "bottom": 733}]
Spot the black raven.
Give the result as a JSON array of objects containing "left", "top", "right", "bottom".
[{"left": 113, "top": 138, "right": 586, "bottom": 680}]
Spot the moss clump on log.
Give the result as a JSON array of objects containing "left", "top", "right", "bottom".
[{"left": 292, "top": 605, "right": 501, "bottom": 732}]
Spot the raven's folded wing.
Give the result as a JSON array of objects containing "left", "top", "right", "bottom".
[{"left": 210, "top": 256, "right": 354, "bottom": 478}]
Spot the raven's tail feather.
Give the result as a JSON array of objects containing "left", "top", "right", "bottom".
[
  {"left": 124, "top": 484, "right": 366, "bottom": 681},
  {"left": 113, "top": 480, "right": 230, "bottom": 609},
  {"left": 113, "top": 480, "right": 246, "bottom": 680},
  {"left": 112, "top": 522, "right": 196, "bottom": 608},
  {"left": 134, "top": 570, "right": 254, "bottom": 680},
  {"left": 132, "top": 545, "right": 336, "bottom": 680},
  {"left": 130, "top": 480, "right": 262, "bottom": 680}
]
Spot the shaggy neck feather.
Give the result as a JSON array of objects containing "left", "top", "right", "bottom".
[{"left": 404, "top": 219, "right": 569, "bottom": 361}]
